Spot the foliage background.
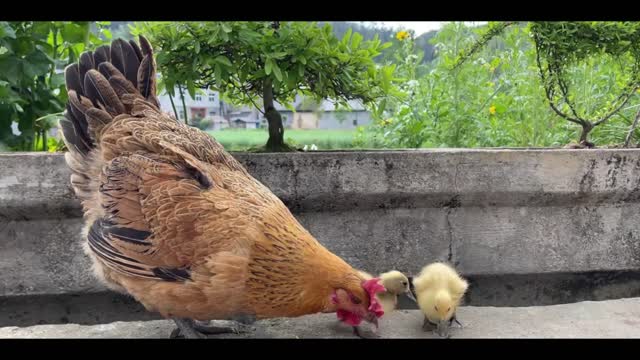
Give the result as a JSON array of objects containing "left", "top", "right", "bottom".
[{"left": 2, "top": 21, "right": 640, "bottom": 152}]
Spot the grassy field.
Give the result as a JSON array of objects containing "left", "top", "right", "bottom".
[{"left": 208, "top": 129, "right": 360, "bottom": 151}]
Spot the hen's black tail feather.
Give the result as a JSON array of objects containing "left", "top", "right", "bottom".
[{"left": 60, "top": 35, "right": 160, "bottom": 155}]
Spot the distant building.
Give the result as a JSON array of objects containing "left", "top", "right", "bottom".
[
  {"left": 227, "top": 110, "right": 262, "bottom": 129},
  {"left": 209, "top": 115, "right": 230, "bottom": 130},
  {"left": 275, "top": 97, "right": 372, "bottom": 130},
  {"left": 156, "top": 88, "right": 371, "bottom": 130},
  {"left": 157, "top": 89, "right": 228, "bottom": 124}
]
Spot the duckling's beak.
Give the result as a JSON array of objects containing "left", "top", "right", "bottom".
[
  {"left": 407, "top": 276, "right": 418, "bottom": 303},
  {"left": 405, "top": 289, "right": 418, "bottom": 303},
  {"left": 436, "top": 320, "right": 450, "bottom": 338}
]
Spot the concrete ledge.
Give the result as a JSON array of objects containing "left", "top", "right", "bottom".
[
  {"left": 2, "top": 297, "right": 639, "bottom": 338},
  {"left": 4, "top": 270, "right": 640, "bottom": 328},
  {"left": 1, "top": 150, "right": 640, "bottom": 304}
]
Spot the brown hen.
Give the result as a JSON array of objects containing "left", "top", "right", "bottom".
[{"left": 59, "top": 36, "right": 385, "bottom": 338}]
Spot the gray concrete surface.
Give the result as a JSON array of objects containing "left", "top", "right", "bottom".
[
  {"left": 2, "top": 297, "right": 639, "bottom": 338},
  {"left": 1, "top": 150, "right": 640, "bottom": 304}
]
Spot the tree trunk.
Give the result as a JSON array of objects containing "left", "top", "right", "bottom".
[
  {"left": 168, "top": 92, "right": 179, "bottom": 121},
  {"left": 263, "top": 79, "right": 286, "bottom": 151},
  {"left": 578, "top": 121, "right": 595, "bottom": 148},
  {"left": 178, "top": 85, "right": 189, "bottom": 125}
]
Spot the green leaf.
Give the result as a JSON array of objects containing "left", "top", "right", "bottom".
[
  {"left": 214, "top": 55, "right": 232, "bottom": 67},
  {"left": 221, "top": 23, "right": 232, "bottom": 33},
  {"left": 50, "top": 73, "right": 65, "bottom": 88},
  {"left": 380, "top": 42, "right": 393, "bottom": 50},
  {"left": 270, "top": 52, "right": 288, "bottom": 59},
  {"left": 214, "top": 64, "right": 222, "bottom": 84},
  {"left": 0, "top": 22, "right": 16, "bottom": 39},
  {"left": 377, "top": 98, "right": 387, "bottom": 117},
  {"left": 165, "top": 78, "right": 176, "bottom": 97},
  {"left": 194, "top": 42, "right": 200, "bottom": 54},
  {"left": 341, "top": 28, "right": 353, "bottom": 45},
  {"left": 24, "top": 50, "right": 53, "bottom": 77},
  {"left": 351, "top": 33, "right": 363, "bottom": 49},
  {"left": 0, "top": 57, "right": 21, "bottom": 84},
  {"left": 61, "top": 22, "right": 89, "bottom": 44},
  {"left": 284, "top": 102, "right": 296, "bottom": 112},
  {"left": 273, "top": 64, "right": 283, "bottom": 82},
  {"left": 265, "top": 58, "right": 273, "bottom": 75},
  {"left": 186, "top": 80, "right": 196, "bottom": 99}
]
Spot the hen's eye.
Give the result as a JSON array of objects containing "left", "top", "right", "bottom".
[{"left": 350, "top": 296, "right": 362, "bottom": 304}]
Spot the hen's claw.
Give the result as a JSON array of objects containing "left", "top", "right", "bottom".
[
  {"left": 171, "top": 318, "right": 208, "bottom": 339},
  {"left": 171, "top": 319, "right": 251, "bottom": 338},
  {"left": 193, "top": 320, "right": 251, "bottom": 335}
]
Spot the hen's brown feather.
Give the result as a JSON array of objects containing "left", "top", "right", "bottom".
[{"left": 60, "top": 36, "right": 367, "bottom": 321}]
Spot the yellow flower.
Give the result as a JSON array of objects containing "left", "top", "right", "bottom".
[
  {"left": 487, "top": 81, "right": 495, "bottom": 87},
  {"left": 381, "top": 118, "right": 393, "bottom": 126},
  {"left": 489, "top": 66, "right": 496, "bottom": 72},
  {"left": 489, "top": 105, "right": 496, "bottom": 115},
  {"left": 396, "top": 30, "right": 410, "bottom": 41}
]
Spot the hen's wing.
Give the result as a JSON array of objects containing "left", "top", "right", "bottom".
[{"left": 60, "top": 36, "right": 258, "bottom": 284}]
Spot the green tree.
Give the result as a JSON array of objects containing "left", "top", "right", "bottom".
[
  {"left": 455, "top": 21, "right": 640, "bottom": 147},
  {"left": 367, "top": 23, "right": 577, "bottom": 149},
  {"left": 135, "top": 21, "right": 398, "bottom": 151},
  {"left": 0, "top": 21, "right": 110, "bottom": 151}
]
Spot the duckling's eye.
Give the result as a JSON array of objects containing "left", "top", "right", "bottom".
[
  {"left": 402, "top": 281, "right": 407, "bottom": 286},
  {"left": 350, "top": 295, "right": 362, "bottom": 304},
  {"left": 434, "top": 306, "right": 438, "bottom": 311},
  {"left": 447, "top": 307, "right": 451, "bottom": 312}
]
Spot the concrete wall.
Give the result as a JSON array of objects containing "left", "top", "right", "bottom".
[{"left": 1, "top": 150, "right": 640, "bottom": 314}]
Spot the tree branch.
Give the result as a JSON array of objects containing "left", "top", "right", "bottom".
[
  {"left": 534, "top": 34, "right": 586, "bottom": 126},
  {"left": 624, "top": 105, "right": 640, "bottom": 147}
]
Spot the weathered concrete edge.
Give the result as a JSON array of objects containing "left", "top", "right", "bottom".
[
  {"left": 2, "top": 297, "right": 639, "bottom": 338},
  {"left": 3, "top": 269, "right": 640, "bottom": 328},
  {"left": 3, "top": 149, "right": 640, "bottom": 218}
]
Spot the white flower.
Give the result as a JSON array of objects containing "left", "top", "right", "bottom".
[
  {"left": 406, "top": 80, "right": 419, "bottom": 89},
  {"left": 303, "top": 145, "right": 308, "bottom": 151},
  {"left": 310, "top": 144, "right": 318, "bottom": 151}
]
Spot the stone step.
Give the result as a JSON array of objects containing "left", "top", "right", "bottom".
[{"left": 2, "top": 297, "right": 639, "bottom": 338}]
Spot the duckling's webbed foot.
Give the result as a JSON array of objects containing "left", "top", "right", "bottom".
[
  {"left": 451, "top": 314, "right": 464, "bottom": 328},
  {"left": 422, "top": 316, "right": 435, "bottom": 331}
]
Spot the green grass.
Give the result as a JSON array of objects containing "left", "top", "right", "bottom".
[{"left": 208, "top": 129, "right": 360, "bottom": 151}]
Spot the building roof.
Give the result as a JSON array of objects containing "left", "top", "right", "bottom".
[{"left": 273, "top": 96, "right": 366, "bottom": 112}]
